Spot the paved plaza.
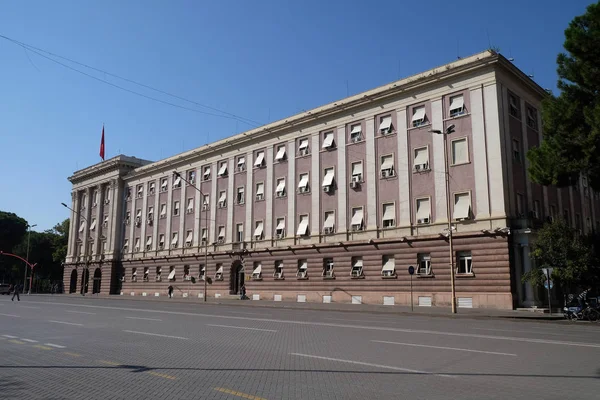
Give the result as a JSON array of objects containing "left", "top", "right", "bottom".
[{"left": 0, "top": 295, "right": 598, "bottom": 399}]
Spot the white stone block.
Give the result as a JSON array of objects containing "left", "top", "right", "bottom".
[
  {"left": 142, "top": 292, "right": 147, "bottom": 297},
  {"left": 322, "top": 295, "right": 332, "bottom": 303},
  {"left": 130, "top": 292, "right": 135, "bottom": 296},
  {"left": 351, "top": 295, "right": 362, "bottom": 304},
  {"left": 215, "top": 293, "right": 221, "bottom": 298},
  {"left": 383, "top": 296, "right": 394, "bottom": 305},
  {"left": 155, "top": 293, "right": 160, "bottom": 297},
  {"left": 252, "top": 294, "right": 260, "bottom": 301},
  {"left": 182, "top": 293, "right": 188, "bottom": 298},
  {"left": 297, "top": 294, "right": 306, "bottom": 303},
  {"left": 273, "top": 294, "right": 282, "bottom": 302}
]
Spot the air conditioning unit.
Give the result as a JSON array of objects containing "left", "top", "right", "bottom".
[
  {"left": 350, "top": 181, "right": 359, "bottom": 189},
  {"left": 351, "top": 135, "right": 361, "bottom": 143},
  {"left": 186, "top": 242, "right": 192, "bottom": 247},
  {"left": 256, "top": 194, "right": 264, "bottom": 201},
  {"left": 184, "top": 276, "right": 191, "bottom": 281},
  {"left": 323, "top": 186, "right": 330, "bottom": 193},
  {"left": 299, "top": 187, "right": 308, "bottom": 193},
  {"left": 299, "top": 149, "right": 308, "bottom": 156},
  {"left": 202, "top": 204, "right": 209, "bottom": 210},
  {"left": 417, "top": 218, "right": 430, "bottom": 225},
  {"left": 276, "top": 232, "right": 284, "bottom": 239},
  {"left": 276, "top": 191, "right": 285, "bottom": 197},
  {"left": 352, "top": 175, "right": 361, "bottom": 183},
  {"left": 324, "top": 227, "right": 334, "bottom": 235},
  {"left": 217, "top": 238, "right": 225, "bottom": 244},
  {"left": 351, "top": 269, "right": 361, "bottom": 277},
  {"left": 104, "top": 199, "right": 110, "bottom": 204},
  {"left": 381, "top": 169, "right": 393, "bottom": 178}
]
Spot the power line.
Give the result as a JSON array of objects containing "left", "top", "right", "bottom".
[{"left": 0, "top": 34, "right": 264, "bottom": 127}]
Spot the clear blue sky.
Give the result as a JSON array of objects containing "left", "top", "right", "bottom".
[{"left": 0, "top": 0, "right": 594, "bottom": 231}]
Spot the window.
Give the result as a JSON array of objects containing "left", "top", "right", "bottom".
[
  {"left": 512, "top": 139, "right": 521, "bottom": 162},
  {"left": 453, "top": 192, "right": 472, "bottom": 221},
  {"left": 298, "top": 173, "right": 310, "bottom": 193},
  {"left": 125, "top": 211, "right": 131, "bottom": 225},
  {"left": 380, "top": 155, "right": 395, "bottom": 177},
  {"left": 215, "top": 264, "right": 224, "bottom": 280},
  {"left": 105, "top": 187, "right": 110, "bottom": 203},
  {"left": 322, "top": 168, "right": 335, "bottom": 192},
  {"left": 135, "top": 209, "right": 142, "bottom": 226},
  {"left": 379, "top": 115, "right": 393, "bottom": 134},
  {"left": 533, "top": 200, "right": 541, "bottom": 219},
  {"left": 185, "top": 230, "right": 193, "bottom": 247},
  {"left": 201, "top": 228, "right": 207, "bottom": 244},
  {"left": 156, "top": 267, "right": 162, "bottom": 282},
  {"left": 298, "top": 138, "right": 309, "bottom": 156},
  {"left": 414, "top": 147, "right": 429, "bottom": 171},
  {"left": 183, "top": 265, "right": 191, "bottom": 281},
  {"left": 158, "top": 234, "right": 165, "bottom": 250},
  {"left": 173, "top": 174, "right": 182, "bottom": 188},
  {"left": 457, "top": 251, "right": 473, "bottom": 274},
  {"left": 451, "top": 138, "right": 469, "bottom": 165},
  {"left": 124, "top": 189, "right": 130, "bottom": 202},
  {"left": 322, "top": 258, "right": 334, "bottom": 278},
  {"left": 88, "top": 241, "right": 94, "bottom": 255},
  {"left": 256, "top": 182, "right": 265, "bottom": 201},
  {"left": 79, "top": 220, "right": 86, "bottom": 233},
  {"left": 254, "top": 221, "right": 264, "bottom": 240},
  {"left": 416, "top": 198, "right": 431, "bottom": 224},
  {"left": 351, "top": 207, "right": 364, "bottom": 231},
  {"left": 134, "top": 237, "right": 141, "bottom": 252},
  {"left": 171, "top": 232, "right": 179, "bottom": 249},
  {"left": 322, "top": 131, "right": 335, "bottom": 149},
  {"left": 323, "top": 211, "right": 335, "bottom": 234},
  {"left": 103, "top": 214, "right": 109, "bottom": 228},
  {"left": 275, "top": 144, "right": 287, "bottom": 162},
  {"left": 252, "top": 262, "right": 262, "bottom": 279},
  {"left": 160, "top": 178, "right": 168, "bottom": 192},
  {"left": 187, "top": 170, "right": 196, "bottom": 184},
  {"left": 168, "top": 266, "right": 176, "bottom": 282},
  {"left": 90, "top": 218, "right": 97, "bottom": 231},
  {"left": 297, "top": 259, "right": 308, "bottom": 278},
  {"left": 148, "top": 181, "right": 155, "bottom": 195},
  {"left": 92, "top": 190, "right": 98, "bottom": 206},
  {"left": 237, "top": 187, "right": 245, "bottom": 204},
  {"left": 526, "top": 106, "right": 538, "bottom": 130},
  {"left": 516, "top": 193, "right": 524, "bottom": 216},
  {"left": 351, "top": 162, "right": 363, "bottom": 183},
  {"left": 137, "top": 185, "right": 143, "bottom": 198},
  {"left": 218, "top": 226, "right": 225, "bottom": 243},
  {"left": 186, "top": 198, "right": 194, "bottom": 214},
  {"left": 131, "top": 268, "right": 137, "bottom": 282},
  {"left": 449, "top": 95, "right": 465, "bottom": 117},
  {"left": 123, "top": 238, "right": 129, "bottom": 251},
  {"left": 509, "top": 93, "right": 520, "bottom": 119},
  {"left": 203, "top": 166, "right": 211, "bottom": 181},
  {"left": 297, "top": 214, "right": 309, "bottom": 236},
  {"left": 218, "top": 191, "right": 227, "bottom": 208},
  {"left": 237, "top": 156, "right": 246, "bottom": 172},
  {"left": 78, "top": 244, "right": 84, "bottom": 256},
  {"left": 146, "top": 236, "right": 152, "bottom": 251},
  {"left": 143, "top": 267, "right": 149, "bottom": 282},
  {"left": 236, "top": 223, "right": 243, "bottom": 242},
  {"left": 199, "top": 264, "right": 206, "bottom": 280},
  {"left": 382, "top": 255, "right": 395, "bottom": 277},
  {"left": 203, "top": 194, "right": 210, "bottom": 210},
  {"left": 382, "top": 203, "right": 395, "bottom": 228},
  {"left": 412, "top": 106, "right": 427, "bottom": 127},
  {"left": 173, "top": 201, "right": 180, "bottom": 216},
  {"left": 274, "top": 260, "right": 284, "bottom": 279},
  {"left": 275, "top": 218, "right": 285, "bottom": 238},
  {"left": 275, "top": 178, "right": 286, "bottom": 197},
  {"left": 254, "top": 151, "right": 265, "bottom": 168},
  {"left": 350, "top": 123, "right": 362, "bottom": 142},
  {"left": 351, "top": 257, "right": 363, "bottom": 277},
  {"left": 160, "top": 203, "right": 167, "bottom": 218},
  {"left": 417, "top": 253, "right": 431, "bottom": 275},
  {"left": 217, "top": 161, "right": 228, "bottom": 177}
]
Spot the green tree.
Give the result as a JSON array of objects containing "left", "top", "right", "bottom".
[
  {"left": 0, "top": 211, "right": 28, "bottom": 283},
  {"left": 527, "top": 2, "right": 600, "bottom": 190},
  {"left": 49, "top": 219, "right": 69, "bottom": 266},
  {"left": 523, "top": 219, "right": 599, "bottom": 291}
]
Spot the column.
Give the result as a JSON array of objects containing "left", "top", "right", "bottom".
[
  {"left": 397, "top": 109, "right": 410, "bottom": 227},
  {"left": 287, "top": 141, "right": 296, "bottom": 237},
  {"left": 365, "top": 118, "right": 377, "bottom": 229},
  {"left": 153, "top": 181, "right": 160, "bottom": 250},
  {"left": 265, "top": 147, "right": 274, "bottom": 240},
  {"left": 520, "top": 99, "right": 533, "bottom": 212},
  {"left": 336, "top": 126, "right": 347, "bottom": 232},
  {"left": 226, "top": 159, "right": 235, "bottom": 244},
  {"left": 470, "top": 87, "right": 491, "bottom": 219},
  {"left": 94, "top": 185, "right": 102, "bottom": 256},
  {"left": 245, "top": 153, "right": 253, "bottom": 242},
  {"left": 310, "top": 134, "right": 320, "bottom": 234},
  {"left": 67, "top": 191, "right": 77, "bottom": 260},
  {"left": 210, "top": 162, "right": 218, "bottom": 243},
  {"left": 140, "top": 183, "right": 149, "bottom": 252},
  {"left": 431, "top": 98, "right": 447, "bottom": 221},
  {"left": 521, "top": 244, "right": 537, "bottom": 307},
  {"left": 193, "top": 170, "right": 201, "bottom": 247}
]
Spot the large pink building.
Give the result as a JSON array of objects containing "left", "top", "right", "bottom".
[{"left": 63, "top": 51, "right": 600, "bottom": 309}]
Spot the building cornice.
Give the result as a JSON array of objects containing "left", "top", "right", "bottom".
[{"left": 68, "top": 155, "right": 153, "bottom": 185}]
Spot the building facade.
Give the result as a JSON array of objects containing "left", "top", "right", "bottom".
[{"left": 63, "top": 51, "right": 600, "bottom": 309}]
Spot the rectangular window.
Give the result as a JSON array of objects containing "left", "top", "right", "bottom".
[
  {"left": 453, "top": 192, "right": 472, "bottom": 220},
  {"left": 274, "top": 260, "right": 284, "bottom": 279},
  {"left": 93, "top": 190, "right": 98, "bottom": 206},
  {"left": 203, "top": 166, "right": 211, "bottom": 181},
  {"left": 414, "top": 147, "right": 429, "bottom": 171},
  {"left": 297, "top": 259, "right": 308, "bottom": 278},
  {"left": 451, "top": 138, "right": 469, "bottom": 165},
  {"left": 350, "top": 123, "right": 362, "bottom": 142},
  {"left": 185, "top": 230, "right": 193, "bottom": 247},
  {"left": 237, "top": 156, "right": 246, "bottom": 172},
  {"left": 218, "top": 191, "right": 227, "bottom": 208},
  {"left": 256, "top": 182, "right": 265, "bottom": 201},
  {"left": 457, "top": 251, "right": 473, "bottom": 274},
  {"left": 160, "top": 203, "right": 167, "bottom": 218},
  {"left": 509, "top": 93, "right": 520, "bottom": 119},
  {"left": 148, "top": 181, "right": 155, "bottom": 195},
  {"left": 168, "top": 266, "right": 176, "bottom": 281},
  {"left": 217, "top": 161, "right": 228, "bottom": 177},
  {"left": 411, "top": 106, "right": 427, "bottom": 127},
  {"left": 173, "top": 174, "right": 182, "bottom": 188},
  {"left": 382, "top": 203, "right": 395, "bottom": 228},
  {"left": 526, "top": 106, "right": 538, "bottom": 130},
  {"left": 275, "top": 218, "right": 285, "bottom": 238},
  {"left": 516, "top": 193, "right": 524, "bottom": 216},
  {"left": 380, "top": 155, "right": 395, "bottom": 178},
  {"left": 323, "top": 211, "right": 335, "bottom": 234},
  {"left": 201, "top": 228, "right": 207, "bottom": 243},
  {"left": 187, "top": 170, "right": 196, "bottom": 184},
  {"left": 254, "top": 151, "right": 265, "bottom": 168},
  {"left": 156, "top": 267, "right": 162, "bottom": 282},
  {"left": 137, "top": 185, "right": 143, "bottom": 198},
  {"left": 236, "top": 223, "right": 244, "bottom": 243},
  {"left": 297, "top": 214, "right": 309, "bottom": 236},
  {"left": 298, "top": 138, "right": 309, "bottom": 155},
  {"left": 171, "top": 232, "right": 179, "bottom": 248},
  {"left": 322, "top": 131, "right": 335, "bottom": 149},
  {"left": 143, "top": 267, "right": 149, "bottom": 282},
  {"left": 322, "top": 258, "right": 334, "bottom": 278},
  {"left": 382, "top": 255, "right": 395, "bottom": 277},
  {"left": 276, "top": 178, "right": 286, "bottom": 197},
  {"left": 134, "top": 237, "right": 141, "bottom": 252},
  {"left": 237, "top": 187, "right": 245, "bottom": 204},
  {"left": 254, "top": 221, "right": 264, "bottom": 240},
  {"left": 187, "top": 198, "right": 194, "bottom": 214},
  {"left": 173, "top": 201, "right": 180, "bottom": 216},
  {"left": 379, "top": 115, "right": 393, "bottom": 134},
  {"left": 131, "top": 267, "right": 138, "bottom": 282},
  {"left": 513, "top": 139, "right": 521, "bottom": 162},
  {"left": 160, "top": 178, "right": 168, "bottom": 192},
  {"left": 135, "top": 209, "right": 142, "bottom": 226},
  {"left": 298, "top": 173, "right": 310, "bottom": 193},
  {"left": 252, "top": 262, "right": 262, "bottom": 279},
  {"left": 416, "top": 198, "right": 431, "bottom": 224},
  {"left": 183, "top": 265, "right": 191, "bottom": 280},
  {"left": 158, "top": 234, "right": 165, "bottom": 249},
  {"left": 199, "top": 264, "right": 205, "bottom": 280},
  {"left": 90, "top": 218, "right": 97, "bottom": 231},
  {"left": 351, "top": 257, "right": 363, "bottom": 277},
  {"left": 351, "top": 207, "right": 364, "bottom": 231},
  {"left": 351, "top": 161, "right": 363, "bottom": 183},
  {"left": 215, "top": 264, "right": 224, "bottom": 280},
  {"left": 533, "top": 200, "right": 541, "bottom": 219},
  {"left": 417, "top": 253, "right": 431, "bottom": 275},
  {"left": 218, "top": 226, "right": 226, "bottom": 243},
  {"left": 449, "top": 95, "right": 465, "bottom": 117},
  {"left": 322, "top": 167, "right": 335, "bottom": 191},
  {"left": 146, "top": 235, "right": 152, "bottom": 251},
  {"left": 275, "top": 144, "right": 287, "bottom": 161},
  {"left": 103, "top": 214, "right": 109, "bottom": 228}
]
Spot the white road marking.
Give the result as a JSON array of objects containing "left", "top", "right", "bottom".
[
  {"left": 23, "top": 300, "right": 600, "bottom": 349},
  {"left": 21, "top": 339, "right": 38, "bottom": 343},
  {"left": 123, "top": 330, "right": 188, "bottom": 340},
  {"left": 372, "top": 340, "right": 517, "bottom": 356},
  {"left": 206, "top": 324, "right": 277, "bottom": 332},
  {"left": 125, "top": 316, "right": 162, "bottom": 322},
  {"left": 0, "top": 313, "right": 20, "bottom": 318},
  {"left": 471, "top": 327, "right": 570, "bottom": 336},
  {"left": 2, "top": 335, "right": 18, "bottom": 338},
  {"left": 20, "top": 306, "right": 40, "bottom": 309},
  {"left": 44, "top": 343, "right": 66, "bottom": 349},
  {"left": 66, "top": 310, "right": 96, "bottom": 315},
  {"left": 48, "top": 320, "right": 84, "bottom": 327}
]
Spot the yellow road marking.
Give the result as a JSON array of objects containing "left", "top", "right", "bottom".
[
  {"left": 98, "top": 360, "right": 121, "bottom": 366},
  {"left": 214, "top": 387, "right": 267, "bottom": 400},
  {"left": 8, "top": 339, "right": 25, "bottom": 345},
  {"left": 64, "top": 352, "right": 82, "bottom": 357},
  {"left": 33, "top": 345, "right": 53, "bottom": 350},
  {"left": 146, "top": 371, "right": 177, "bottom": 380}
]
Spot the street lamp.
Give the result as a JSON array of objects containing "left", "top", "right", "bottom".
[
  {"left": 173, "top": 171, "right": 210, "bottom": 302},
  {"left": 61, "top": 202, "right": 90, "bottom": 296},
  {"left": 23, "top": 223, "right": 37, "bottom": 294},
  {"left": 430, "top": 124, "right": 457, "bottom": 314}
]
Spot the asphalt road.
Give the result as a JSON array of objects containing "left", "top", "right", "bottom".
[{"left": 0, "top": 295, "right": 598, "bottom": 399}]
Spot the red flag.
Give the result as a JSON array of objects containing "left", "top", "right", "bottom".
[{"left": 99, "top": 125, "right": 105, "bottom": 161}]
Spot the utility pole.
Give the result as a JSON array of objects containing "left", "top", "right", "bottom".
[{"left": 24, "top": 223, "right": 37, "bottom": 294}]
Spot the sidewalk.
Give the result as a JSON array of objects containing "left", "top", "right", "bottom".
[{"left": 31, "top": 293, "right": 566, "bottom": 321}]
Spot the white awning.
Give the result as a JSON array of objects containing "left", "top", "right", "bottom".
[
  {"left": 168, "top": 269, "right": 176, "bottom": 280},
  {"left": 322, "top": 169, "right": 335, "bottom": 187},
  {"left": 353, "top": 258, "right": 363, "bottom": 268},
  {"left": 324, "top": 213, "right": 335, "bottom": 229},
  {"left": 136, "top": 209, "right": 142, "bottom": 218},
  {"left": 149, "top": 182, "right": 155, "bottom": 190},
  {"left": 79, "top": 222, "right": 85, "bottom": 232},
  {"left": 216, "top": 266, "right": 223, "bottom": 274},
  {"left": 379, "top": 116, "right": 392, "bottom": 131},
  {"left": 276, "top": 180, "right": 285, "bottom": 192},
  {"left": 296, "top": 217, "right": 309, "bottom": 235},
  {"left": 159, "top": 236, "right": 164, "bottom": 244},
  {"left": 203, "top": 167, "right": 211, "bottom": 177},
  {"left": 298, "top": 175, "right": 309, "bottom": 189},
  {"left": 187, "top": 199, "right": 193, "bottom": 210},
  {"left": 185, "top": 232, "right": 192, "bottom": 243},
  {"left": 146, "top": 237, "right": 152, "bottom": 246},
  {"left": 351, "top": 209, "right": 364, "bottom": 226},
  {"left": 135, "top": 238, "right": 140, "bottom": 247},
  {"left": 253, "top": 265, "right": 262, "bottom": 274},
  {"left": 322, "top": 132, "right": 334, "bottom": 148},
  {"left": 414, "top": 148, "right": 429, "bottom": 165},
  {"left": 381, "top": 157, "right": 394, "bottom": 171},
  {"left": 171, "top": 234, "right": 178, "bottom": 245},
  {"left": 350, "top": 124, "right": 361, "bottom": 134},
  {"left": 161, "top": 180, "right": 168, "bottom": 189},
  {"left": 132, "top": 270, "right": 137, "bottom": 276},
  {"left": 256, "top": 183, "right": 264, "bottom": 195},
  {"left": 352, "top": 163, "right": 363, "bottom": 176},
  {"left": 412, "top": 107, "right": 426, "bottom": 122},
  {"left": 275, "top": 146, "right": 286, "bottom": 161},
  {"left": 201, "top": 230, "right": 207, "bottom": 239},
  {"left": 450, "top": 96, "right": 464, "bottom": 113},
  {"left": 298, "top": 139, "right": 308, "bottom": 149},
  {"left": 218, "top": 192, "right": 226, "bottom": 202},
  {"left": 299, "top": 260, "right": 307, "bottom": 270},
  {"left": 417, "top": 199, "right": 430, "bottom": 220},
  {"left": 382, "top": 204, "right": 395, "bottom": 221},
  {"left": 254, "top": 152, "right": 265, "bottom": 167},
  {"left": 254, "top": 222, "right": 264, "bottom": 237},
  {"left": 160, "top": 204, "right": 167, "bottom": 215},
  {"left": 218, "top": 227, "right": 225, "bottom": 238},
  {"left": 173, "top": 176, "right": 181, "bottom": 186},
  {"left": 454, "top": 193, "right": 471, "bottom": 219},
  {"left": 276, "top": 220, "right": 285, "bottom": 230},
  {"left": 382, "top": 257, "right": 395, "bottom": 272},
  {"left": 237, "top": 157, "right": 245, "bottom": 166},
  {"left": 218, "top": 163, "right": 228, "bottom": 176},
  {"left": 89, "top": 219, "right": 97, "bottom": 230},
  {"left": 137, "top": 186, "right": 143, "bottom": 194},
  {"left": 203, "top": 195, "right": 209, "bottom": 205}
]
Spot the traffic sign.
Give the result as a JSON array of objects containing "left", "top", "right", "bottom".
[
  {"left": 408, "top": 266, "right": 415, "bottom": 275},
  {"left": 544, "top": 280, "right": 554, "bottom": 290}
]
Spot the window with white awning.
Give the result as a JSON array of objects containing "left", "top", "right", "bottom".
[
  {"left": 351, "top": 162, "right": 363, "bottom": 180},
  {"left": 453, "top": 192, "right": 471, "bottom": 220},
  {"left": 351, "top": 208, "right": 364, "bottom": 229},
  {"left": 90, "top": 219, "right": 97, "bottom": 231},
  {"left": 187, "top": 198, "right": 194, "bottom": 213},
  {"left": 351, "top": 257, "right": 363, "bottom": 276},
  {"left": 161, "top": 179, "right": 168, "bottom": 191},
  {"left": 218, "top": 162, "right": 228, "bottom": 176},
  {"left": 218, "top": 226, "right": 225, "bottom": 239},
  {"left": 256, "top": 182, "right": 264, "bottom": 198},
  {"left": 203, "top": 166, "right": 211, "bottom": 179},
  {"left": 275, "top": 145, "right": 286, "bottom": 161},
  {"left": 416, "top": 198, "right": 431, "bottom": 222},
  {"left": 254, "top": 221, "right": 264, "bottom": 239},
  {"left": 322, "top": 132, "right": 335, "bottom": 149},
  {"left": 252, "top": 263, "right": 262, "bottom": 279},
  {"left": 173, "top": 176, "right": 182, "bottom": 187},
  {"left": 297, "top": 215, "right": 309, "bottom": 236},
  {"left": 350, "top": 123, "right": 362, "bottom": 140},
  {"left": 149, "top": 181, "right": 155, "bottom": 193},
  {"left": 276, "top": 178, "right": 285, "bottom": 195},
  {"left": 215, "top": 265, "right": 223, "bottom": 279},
  {"left": 168, "top": 267, "right": 176, "bottom": 281},
  {"left": 254, "top": 151, "right": 265, "bottom": 167},
  {"left": 146, "top": 236, "right": 152, "bottom": 246},
  {"left": 185, "top": 230, "right": 193, "bottom": 244},
  {"left": 380, "top": 155, "right": 394, "bottom": 174},
  {"left": 379, "top": 115, "right": 392, "bottom": 133},
  {"left": 136, "top": 209, "right": 142, "bottom": 218},
  {"left": 237, "top": 156, "right": 246, "bottom": 170},
  {"left": 297, "top": 259, "right": 308, "bottom": 277},
  {"left": 79, "top": 222, "right": 85, "bottom": 233},
  {"left": 414, "top": 147, "right": 429, "bottom": 168},
  {"left": 158, "top": 234, "right": 165, "bottom": 245},
  {"left": 322, "top": 168, "right": 335, "bottom": 187},
  {"left": 449, "top": 95, "right": 465, "bottom": 116},
  {"left": 203, "top": 194, "right": 209, "bottom": 206},
  {"left": 382, "top": 255, "right": 395, "bottom": 275},
  {"left": 160, "top": 204, "right": 167, "bottom": 216},
  {"left": 298, "top": 174, "right": 309, "bottom": 190},
  {"left": 323, "top": 212, "right": 335, "bottom": 230},
  {"left": 276, "top": 218, "right": 285, "bottom": 235},
  {"left": 218, "top": 191, "right": 226, "bottom": 206},
  {"left": 137, "top": 185, "right": 143, "bottom": 196},
  {"left": 134, "top": 238, "right": 140, "bottom": 250},
  {"left": 412, "top": 106, "right": 426, "bottom": 126},
  {"left": 171, "top": 233, "right": 178, "bottom": 246},
  {"left": 382, "top": 203, "right": 395, "bottom": 227},
  {"left": 298, "top": 139, "right": 308, "bottom": 150}
]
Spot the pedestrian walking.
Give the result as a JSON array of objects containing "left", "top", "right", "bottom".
[
  {"left": 11, "top": 284, "right": 21, "bottom": 301},
  {"left": 240, "top": 284, "right": 247, "bottom": 300},
  {"left": 168, "top": 285, "right": 174, "bottom": 298}
]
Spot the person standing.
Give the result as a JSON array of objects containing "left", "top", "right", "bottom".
[
  {"left": 168, "top": 285, "right": 174, "bottom": 298},
  {"left": 240, "top": 284, "right": 247, "bottom": 300},
  {"left": 11, "top": 284, "right": 21, "bottom": 301}
]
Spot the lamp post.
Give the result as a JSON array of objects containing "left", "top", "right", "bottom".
[
  {"left": 173, "top": 171, "right": 209, "bottom": 302},
  {"left": 430, "top": 124, "right": 457, "bottom": 314},
  {"left": 24, "top": 223, "right": 37, "bottom": 294},
  {"left": 61, "top": 202, "right": 90, "bottom": 296}
]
